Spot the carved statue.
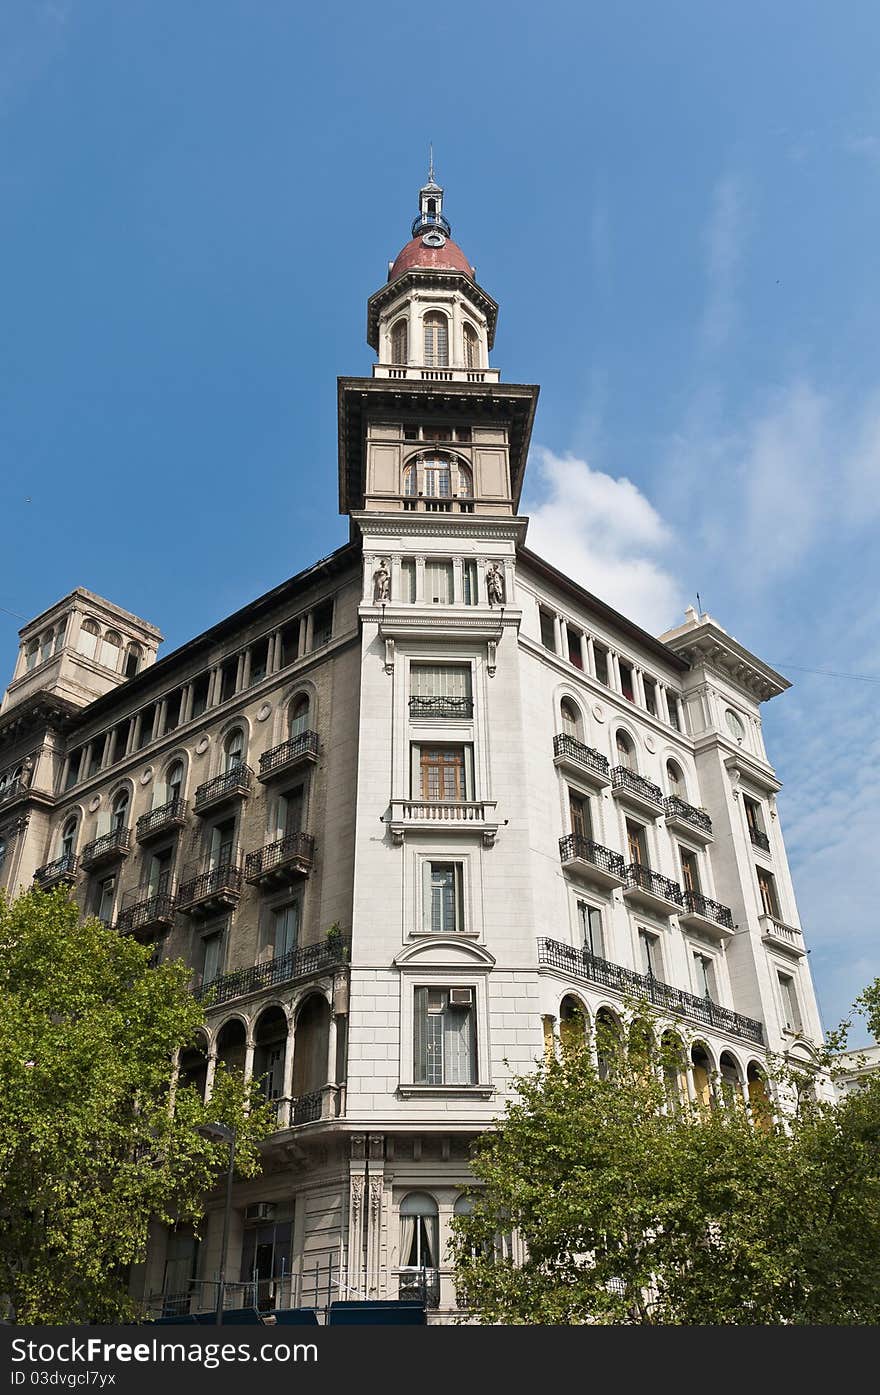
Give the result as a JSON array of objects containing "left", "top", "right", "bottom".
[
  {"left": 372, "top": 559, "right": 391, "bottom": 602},
  {"left": 486, "top": 563, "right": 504, "bottom": 606}
]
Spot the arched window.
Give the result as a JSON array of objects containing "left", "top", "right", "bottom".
[
  {"left": 404, "top": 462, "right": 418, "bottom": 497},
  {"left": 390, "top": 319, "right": 408, "bottom": 365},
  {"left": 166, "top": 761, "right": 184, "bottom": 805},
  {"left": 111, "top": 789, "right": 129, "bottom": 831},
  {"left": 615, "top": 730, "right": 636, "bottom": 770},
  {"left": 456, "top": 463, "right": 473, "bottom": 498},
  {"left": 595, "top": 1008, "right": 622, "bottom": 1081},
  {"left": 560, "top": 699, "right": 582, "bottom": 742},
  {"left": 60, "top": 817, "right": 77, "bottom": 861},
  {"left": 54, "top": 622, "right": 67, "bottom": 655},
  {"left": 100, "top": 630, "right": 123, "bottom": 671},
  {"left": 77, "top": 618, "right": 101, "bottom": 661},
  {"left": 666, "top": 760, "right": 685, "bottom": 800},
  {"left": 423, "top": 312, "right": 449, "bottom": 368},
  {"left": 463, "top": 323, "right": 479, "bottom": 369},
  {"left": 124, "top": 643, "right": 142, "bottom": 678},
  {"left": 423, "top": 457, "right": 452, "bottom": 498},
  {"left": 399, "top": 1193, "right": 439, "bottom": 1273},
  {"left": 40, "top": 630, "right": 54, "bottom": 665},
  {"left": 559, "top": 995, "right": 587, "bottom": 1056},
  {"left": 289, "top": 695, "right": 310, "bottom": 740},
  {"left": 223, "top": 728, "right": 245, "bottom": 772},
  {"left": 25, "top": 639, "right": 39, "bottom": 671}
]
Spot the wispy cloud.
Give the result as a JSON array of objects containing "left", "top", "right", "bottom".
[{"left": 701, "top": 173, "right": 751, "bottom": 353}]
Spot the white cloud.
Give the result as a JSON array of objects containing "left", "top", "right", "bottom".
[
  {"left": 523, "top": 448, "right": 686, "bottom": 635},
  {"left": 701, "top": 173, "right": 751, "bottom": 353}
]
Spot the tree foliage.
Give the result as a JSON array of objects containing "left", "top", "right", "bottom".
[
  {"left": 0, "top": 888, "right": 274, "bottom": 1324},
  {"left": 451, "top": 1006, "right": 880, "bottom": 1324}
]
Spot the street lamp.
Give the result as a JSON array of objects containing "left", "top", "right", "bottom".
[{"left": 195, "top": 1122, "right": 236, "bottom": 1325}]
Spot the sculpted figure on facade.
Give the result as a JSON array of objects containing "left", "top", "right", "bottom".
[
  {"left": 486, "top": 563, "right": 504, "bottom": 606},
  {"left": 372, "top": 559, "right": 391, "bottom": 603}
]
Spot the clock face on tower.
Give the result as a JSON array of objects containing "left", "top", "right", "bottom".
[{"left": 422, "top": 230, "right": 446, "bottom": 248}]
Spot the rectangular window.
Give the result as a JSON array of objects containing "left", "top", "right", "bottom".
[
  {"left": 410, "top": 663, "right": 472, "bottom": 718},
  {"left": 567, "top": 628, "right": 583, "bottom": 669},
  {"left": 693, "top": 952, "right": 716, "bottom": 1001},
  {"left": 270, "top": 902, "right": 299, "bottom": 959},
  {"left": 202, "top": 929, "right": 225, "bottom": 986},
  {"left": 419, "top": 745, "right": 468, "bottom": 802},
  {"left": 219, "top": 661, "right": 238, "bottom": 705},
  {"left": 277, "top": 785, "right": 304, "bottom": 838},
  {"left": 209, "top": 819, "right": 236, "bottom": 869},
  {"left": 400, "top": 558, "right": 417, "bottom": 603},
  {"left": 619, "top": 661, "right": 635, "bottom": 703},
  {"left": 64, "top": 748, "right": 84, "bottom": 790},
  {"left": 94, "top": 875, "right": 116, "bottom": 925},
  {"left": 638, "top": 928, "right": 660, "bottom": 978},
  {"left": 137, "top": 705, "right": 156, "bottom": 751},
  {"left": 403, "top": 424, "right": 420, "bottom": 441},
  {"left": 679, "top": 847, "right": 700, "bottom": 895},
  {"left": 462, "top": 559, "right": 478, "bottom": 606},
  {"left": 667, "top": 693, "right": 682, "bottom": 731},
  {"left": 626, "top": 819, "right": 647, "bottom": 866},
  {"left": 424, "top": 561, "right": 453, "bottom": 605},
  {"left": 279, "top": 619, "right": 301, "bottom": 668},
  {"left": 569, "top": 789, "right": 591, "bottom": 842},
  {"left": 249, "top": 639, "right": 270, "bottom": 686},
  {"left": 146, "top": 846, "right": 174, "bottom": 896},
  {"left": 539, "top": 610, "right": 556, "bottom": 652},
  {"left": 312, "top": 601, "right": 333, "bottom": 649},
  {"left": 413, "top": 986, "right": 476, "bottom": 1085},
  {"left": 593, "top": 644, "right": 610, "bottom": 686},
  {"left": 86, "top": 735, "right": 107, "bottom": 779},
  {"left": 643, "top": 676, "right": 657, "bottom": 717},
  {"left": 578, "top": 901, "right": 604, "bottom": 958},
  {"left": 423, "top": 862, "right": 464, "bottom": 934},
  {"left": 777, "top": 972, "right": 802, "bottom": 1033},
  {"left": 164, "top": 689, "right": 183, "bottom": 736},
  {"left": 757, "top": 867, "right": 779, "bottom": 918}
]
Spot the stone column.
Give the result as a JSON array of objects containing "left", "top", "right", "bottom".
[
  {"left": 580, "top": 633, "right": 591, "bottom": 673},
  {"left": 326, "top": 1012, "right": 338, "bottom": 1086},
  {"left": 415, "top": 556, "right": 426, "bottom": 604},
  {"left": 243, "top": 1038, "right": 255, "bottom": 1087},
  {"left": 181, "top": 683, "right": 194, "bottom": 725},
  {"left": 451, "top": 557, "right": 463, "bottom": 607},
  {"left": 235, "top": 653, "right": 246, "bottom": 692},
  {"left": 240, "top": 648, "right": 252, "bottom": 689},
  {"left": 408, "top": 297, "right": 419, "bottom": 368},
  {"left": 204, "top": 1049, "right": 217, "bottom": 1104},
  {"left": 154, "top": 700, "right": 167, "bottom": 742},
  {"left": 127, "top": 715, "right": 141, "bottom": 756},
  {"left": 390, "top": 556, "right": 402, "bottom": 603}
]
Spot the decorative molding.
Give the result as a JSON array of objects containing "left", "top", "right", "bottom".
[
  {"left": 486, "top": 640, "right": 497, "bottom": 676},
  {"left": 384, "top": 637, "right": 395, "bottom": 674}
]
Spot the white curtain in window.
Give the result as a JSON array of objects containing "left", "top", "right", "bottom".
[
  {"left": 411, "top": 665, "right": 471, "bottom": 700},
  {"left": 399, "top": 1214, "right": 416, "bottom": 1267},
  {"left": 444, "top": 1005, "right": 475, "bottom": 1084},
  {"left": 424, "top": 561, "right": 452, "bottom": 604}
]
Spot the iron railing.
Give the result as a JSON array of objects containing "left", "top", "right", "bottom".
[
  {"left": 136, "top": 797, "right": 188, "bottom": 841},
  {"left": 117, "top": 891, "right": 175, "bottom": 936},
  {"left": 553, "top": 733, "right": 610, "bottom": 779},
  {"left": 34, "top": 853, "right": 78, "bottom": 886},
  {"left": 79, "top": 827, "right": 130, "bottom": 867},
  {"left": 397, "top": 1268, "right": 440, "bottom": 1309},
  {"left": 259, "top": 731, "right": 319, "bottom": 778},
  {"left": 176, "top": 863, "right": 242, "bottom": 910},
  {"left": 193, "top": 763, "right": 252, "bottom": 813},
  {"left": 536, "top": 937, "right": 764, "bottom": 1045},
  {"left": 682, "top": 889, "right": 734, "bottom": 929},
  {"left": 625, "top": 862, "right": 685, "bottom": 906},
  {"left": 664, "top": 796, "right": 713, "bottom": 836},
  {"left": 558, "top": 834, "right": 626, "bottom": 879},
  {"left": 0, "top": 779, "right": 24, "bottom": 806},
  {"left": 411, "top": 211, "right": 451, "bottom": 238},
  {"left": 408, "top": 696, "right": 474, "bottom": 719},
  {"left": 291, "top": 1090, "right": 323, "bottom": 1126},
  {"left": 244, "top": 831, "right": 315, "bottom": 881},
  {"left": 749, "top": 827, "right": 771, "bottom": 853},
  {"left": 194, "top": 936, "right": 349, "bottom": 1005},
  {"left": 611, "top": 767, "right": 664, "bottom": 806}
]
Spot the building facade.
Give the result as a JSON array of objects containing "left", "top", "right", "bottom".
[{"left": 0, "top": 174, "right": 825, "bottom": 1319}]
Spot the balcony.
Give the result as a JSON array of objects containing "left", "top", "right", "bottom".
[
  {"left": 244, "top": 831, "right": 315, "bottom": 888},
  {"left": 34, "top": 854, "right": 78, "bottom": 890},
  {"left": 0, "top": 779, "right": 25, "bottom": 808},
  {"left": 409, "top": 697, "right": 474, "bottom": 720},
  {"left": 79, "top": 827, "right": 131, "bottom": 871},
  {"left": 536, "top": 937, "right": 764, "bottom": 1045},
  {"left": 387, "top": 798, "right": 500, "bottom": 847},
  {"left": 193, "top": 764, "right": 253, "bottom": 816},
  {"left": 195, "top": 935, "right": 349, "bottom": 1007},
  {"left": 258, "top": 731, "right": 320, "bottom": 784},
  {"left": 116, "top": 891, "right": 176, "bottom": 941},
  {"left": 553, "top": 734, "right": 611, "bottom": 789},
  {"left": 759, "top": 914, "right": 806, "bottom": 957},
  {"left": 136, "top": 798, "right": 188, "bottom": 843},
  {"left": 373, "top": 365, "right": 501, "bottom": 385},
  {"left": 411, "top": 211, "right": 452, "bottom": 239},
  {"left": 176, "top": 863, "right": 242, "bottom": 916},
  {"left": 559, "top": 834, "right": 626, "bottom": 890},
  {"left": 679, "top": 889, "right": 735, "bottom": 939},
  {"left": 750, "top": 827, "right": 771, "bottom": 854},
  {"left": 610, "top": 767, "right": 664, "bottom": 817},
  {"left": 663, "top": 797, "right": 713, "bottom": 843},
  {"left": 623, "top": 862, "right": 684, "bottom": 916}
]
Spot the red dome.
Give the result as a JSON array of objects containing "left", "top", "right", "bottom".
[{"left": 389, "top": 235, "right": 473, "bottom": 282}]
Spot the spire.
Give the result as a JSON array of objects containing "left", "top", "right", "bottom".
[
  {"left": 412, "top": 157, "right": 450, "bottom": 243},
  {"left": 428, "top": 142, "right": 434, "bottom": 185}
]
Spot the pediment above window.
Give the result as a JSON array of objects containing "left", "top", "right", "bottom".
[{"left": 393, "top": 937, "right": 496, "bottom": 969}]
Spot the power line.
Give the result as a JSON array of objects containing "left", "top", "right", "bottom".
[
  {"left": 0, "top": 604, "right": 27, "bottom": 621},
  {"left": 775, "top": 662, "right": 880, "bottom": 685}
]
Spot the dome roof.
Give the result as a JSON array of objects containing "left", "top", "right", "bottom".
[{"left": 389, "top": 235, "right": 474, "bottom": 282}]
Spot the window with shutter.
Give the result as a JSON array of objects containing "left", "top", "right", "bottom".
[
  {"left": 413, "top": 986, "right": 476, "bottom": 1084},
  {"left": 423, "top": 313, "right": 449, "bottom": 367}
]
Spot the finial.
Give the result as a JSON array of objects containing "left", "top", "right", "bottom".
[{"left": 428, "top": 142, "right": 434, "bottom": 183}]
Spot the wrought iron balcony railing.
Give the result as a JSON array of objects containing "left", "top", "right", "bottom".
[
  {"left": 536, "top": 937, "right": 764, "bottom": 1045},
  {"left": 749, "top": 827, "right": 771, "bottom": 853},
  {"left": 176, "top": 863, "right": 242, "bottom": 912},
  {"left": 0, "top": 779, "right": 24, "bottom": 806},
  {"left": 408, "top": 696, "right": 474, "bottom": 719},
  {"left": 244, "top": 831, "right": 315, "bottom": 883},
  {"left": 291, "top": 1090, "right": 323, "bottom": 1126},
  {"left": 34, "top": 853, "right": 78, "bottom": 887},
  {"left": 664, "top": 796, "right": 713, "bottom": 836},
  {"left": 558, "top": 834, "right": 626, "bottom": 879},
  {"left": 411, "top": 211, "right": 451, "bottom": 238},
  {"left": 682, "top": 889, "right": 734, "bottom": 930},
  {"left": 259, "top": 731, "right": 319, "bottom": 779},
  {"left": 624, "top": 862, "right": 685, "bottom": 907},
  {"left": 194, "top": 935, "right": 349, "bottom": 1006},
  {"left": 610, "top": 767, "right": 664, "bottom": 807},
  {"left": 553, "top": 733, "right": 611, "bottom": 780},
  {"left": 136, "top": 797, "right": 188, "bottom": 842},
  {"left": 193, "top": 764, "right": 253, "bottom": 813},
  {"left": 116, "top": 891, "right": 176, "bottom": 937},
  {"left": 79, "top": 827, "right": 130, "bottom": 868}
]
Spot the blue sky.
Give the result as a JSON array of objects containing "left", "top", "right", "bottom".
[{"left": 2, "top": 2, "right": 878, "bottom": 1039}]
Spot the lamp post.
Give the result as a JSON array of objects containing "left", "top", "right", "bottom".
[{"left": 195, "top": 1122, "right": 236, "bottom": 1325}]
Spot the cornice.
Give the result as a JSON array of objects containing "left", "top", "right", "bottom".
[
  {"left": 663, "top": 622, "right": 789, "bottom": 703},
  {"left": 367, "top": 268, "right": 498, "bottom": 350},
  {"left": 353, "top": 510, "right": 528, "bottom": 544}
]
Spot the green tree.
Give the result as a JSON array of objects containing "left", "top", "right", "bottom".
[
  {"left": 451, "top": 1005, "right": 880, "bottom": 1324},
  {"left": 0, "top": 887, "right": 274, "bottom": 1324}
]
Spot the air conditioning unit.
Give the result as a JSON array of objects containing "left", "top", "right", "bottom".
[
  {"left": 244, "top": 1202, "right": 276, "bottom": 1223},
  {"left": 448, "top": 988, "right": 473, "bottom": 1009}
]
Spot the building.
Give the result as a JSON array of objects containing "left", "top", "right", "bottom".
[{"left": 0, "top": 172, "right": 826, "bottom": 1320}]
